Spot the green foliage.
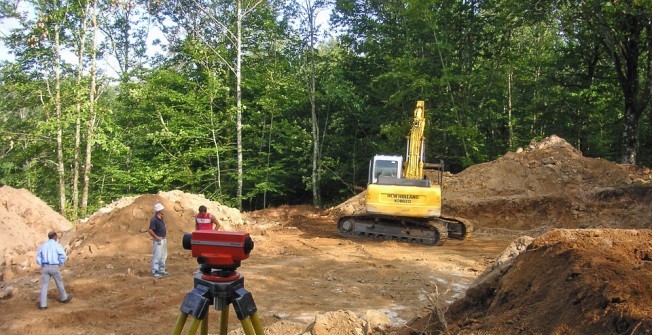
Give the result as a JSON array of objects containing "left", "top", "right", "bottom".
[
  {"left": 1, "top": 0, "right": 650, "bottom": 213},
  {"left": 106, "top": 64, "right": 235, "bottom": 200}
]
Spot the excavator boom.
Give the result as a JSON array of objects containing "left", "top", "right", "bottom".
[{"left": 404, "top": 100, "right": 426, "bottom": 179}]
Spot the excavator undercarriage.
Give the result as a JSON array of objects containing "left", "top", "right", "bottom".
[{"left": 337, "top": 214, "right": 472, "bottom": 246}]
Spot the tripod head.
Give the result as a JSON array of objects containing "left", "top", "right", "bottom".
[{"left": 182, "top": 231, "right": 254, "bottom": 281}]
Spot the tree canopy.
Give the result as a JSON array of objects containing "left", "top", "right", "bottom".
[{"left": 0, "top": 0, "right": 650, "bottom": 216}]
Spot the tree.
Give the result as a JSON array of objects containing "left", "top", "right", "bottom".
[
  {"left": 81, "top": 0, "right": 99, "bottom": 215},
  {"left": 24, "top": 0, "right": 69, "bottom": 216},
  {"left": 151, "top": 0, "right": 276, "bottom": 210},
  {"left": 99, "top": 0, "right": 149, "bottom": 82},
  {"left": 514, "top": 0, "right": 652, "bottom": 164},
  {"left": 291, "top": 0, "right": 329, "bottom": 207},
  {"left": 586, "top": 1, "right": 652, "bottom": 164},
  {"left": 331, "top": 0, "right": 489, "bottom": 169},
  {"left": 67, "top": 0, "right": 92, "bottom": 219}
]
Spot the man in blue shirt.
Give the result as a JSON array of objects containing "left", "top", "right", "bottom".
[
  {"left": 147, "top": 202, "right": 169, "bottom": 278},
  {"left": 36, "top": 231, "right": 73, "bottom": 309}
]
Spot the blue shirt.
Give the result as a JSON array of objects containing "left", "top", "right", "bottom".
[
  {"left": 149, "top": 215, "right": 167, "bottom": 238},
  {"left": 36, "top": 239, "right": 67, "bottom": 266}
]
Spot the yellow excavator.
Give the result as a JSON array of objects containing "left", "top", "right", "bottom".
[{"left": 337, "top": 101, "right": 471, "bottom": 246}]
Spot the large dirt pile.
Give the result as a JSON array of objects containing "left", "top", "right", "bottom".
[
  {"left": 70, "top": 190, "right": 244, "bottom": 259},
  {"left": 0, "top": 188, "right": 244, "bottom": 282},
  {"left": 0, "top": 186, "right": 73, "bottom": 280},
  {"left": 399, "top": 229, "right": 652, "bottom": 335},
  {"left": 444, "top": 135, "right": 652, "bottom": 231}
]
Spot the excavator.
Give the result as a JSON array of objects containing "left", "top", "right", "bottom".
[{"left": 337, "top": 101, "right": 471, "bottom": 246}]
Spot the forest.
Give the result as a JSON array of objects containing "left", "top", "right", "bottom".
[{"left": 0, "top": 0, "right": 651, "bottom": 219}]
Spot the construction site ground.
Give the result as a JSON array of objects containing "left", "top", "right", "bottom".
[{"left": 1, "top": 135, "right": 651, "bottom": 335}]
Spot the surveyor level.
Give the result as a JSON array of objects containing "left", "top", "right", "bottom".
[{"left": 171, "top": 272, "right": 265, "bottom": 335}]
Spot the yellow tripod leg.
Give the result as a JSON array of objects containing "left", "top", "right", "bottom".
[
  {"left": 239, "top": 317, "right": 256, "bottom": 335},
  {"left": 250, "top": 312, "right": 265, "bottom": 335},
  {"left": 219, "top": 308, "right": 229, "bottom": 335},
  {"left": 172, "top": 312, "right": 189, "bottom": 335},
  {"left": 184, "top": 317, "right": 202, "bottom": 335},
  {"left": 199, "top": 314, "right": 208, "bottom": 335}
]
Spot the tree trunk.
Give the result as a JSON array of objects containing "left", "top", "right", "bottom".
[
  {"left": 621, "top": 103, "right": 639, "bottom": 164},
  {"left": 82, "top": 0, "right": 99, "bottom": 215},
  {"left": 592, "top": 5, "right": 649, "bottom": 164},
  {"left": 615, "top": 19, "right": 643, "bottom": 164},
  {"left": 73, "top": 4, "right": 90, "bottom": 220},
  {"left": 264, "top": 114, "right": 274, "bottom": 209},
  {"left": 236, "top": 0, "right": 243, "bottom": 210},
  {"left": 307, "top": 2, "right": 321, "bottom": 208},
  {"left": 507, "top": 67, "right": 513, "bottom": 149},
  {"left": 209, "top": 96, "right": 222, "bottom": 192},
  {"left": 73, "top": 96, "right": 81, "bottom": 219},
  {"left": 54, "top": 20, "right": 66, "bottom": 216}
]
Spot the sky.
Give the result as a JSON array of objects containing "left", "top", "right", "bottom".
[
  {"left": 0, "top": 10, "right": 22, "bottom": 63},
  {"left": 0, "top": 8, "right": 167, "bottom": 80}
]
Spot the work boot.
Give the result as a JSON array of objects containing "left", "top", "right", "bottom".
[{"left": 62, "top": 294, "right": 73, "bottom": 303}]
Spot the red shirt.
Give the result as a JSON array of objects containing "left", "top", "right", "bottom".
[{"left": 195, "top": 213, "right": 214, "bottom": 230}]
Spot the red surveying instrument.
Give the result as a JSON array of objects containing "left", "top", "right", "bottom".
[{"left": 172, "top": 231, "right": 265, "bottom": 335}]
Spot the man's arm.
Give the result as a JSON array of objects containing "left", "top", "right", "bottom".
[
  {"left": 148, "top": 229, "right": 162, "bottom": 241},
  {"left": 57, "top": 243, "right": 67, "bottom": 266},
  {"left": 35, "top": 246, "right": 43, "bottom": 266},
  {"left": 211, "top": 215, "right": 221, "bottom": 231}
]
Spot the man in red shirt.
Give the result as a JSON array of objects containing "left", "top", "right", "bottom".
[{"left": 195, "top": 205, "right": 221, "bottom": 231}]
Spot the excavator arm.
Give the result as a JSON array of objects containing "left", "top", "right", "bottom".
[{"left": 403, "top": 101, "right": 426, "bottom": 179}]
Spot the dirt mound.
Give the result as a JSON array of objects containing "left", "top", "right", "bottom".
[
  {"left": 0, "top": 186, "right": 73, "bottom": 280},
  {"left": 445, "top": 135, "right": 648, "bottom": 198},
  {"left": 243, "top": 204, "right": 323, "bottom": 227},
  {"left": 71, "top": 191, "right": 244, "bottom": 259},
  {"left": 399, "top": 228, "right": 652, "bottom": 335},
  {"left": 445, "top": 135, "right": 652, "bottom": 232},
  {"left": 327, "top": 191, "right": 366, "bottom": 216}
]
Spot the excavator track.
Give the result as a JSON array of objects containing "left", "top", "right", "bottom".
[
  {"left": 337, "top": 214, "right": 471, "bottom": 246},
  {"left": 337, "top": 214, "right": 450, "bottom": 246},
  {"left": 441, "top": 217, "right": 474, "bottom": 240}
]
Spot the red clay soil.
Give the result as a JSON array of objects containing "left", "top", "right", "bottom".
[{"left": 397, "top": 229, "right": 652, "bottom": 335}]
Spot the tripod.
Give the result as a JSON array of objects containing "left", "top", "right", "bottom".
[{"left": 171, "top": 270, "right": 265, "bottom": 335}]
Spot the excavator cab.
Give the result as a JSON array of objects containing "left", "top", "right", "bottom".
[
  {"left": 364, "top": 151, "right": 442, "bottom": 219},
  {"left": 369, "top": 155, "right": 402, "bottom": 184}
]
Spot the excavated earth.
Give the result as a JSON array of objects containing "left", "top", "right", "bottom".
[{"left": 0, "top": 135, "right": 651, "bottom": 335}]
